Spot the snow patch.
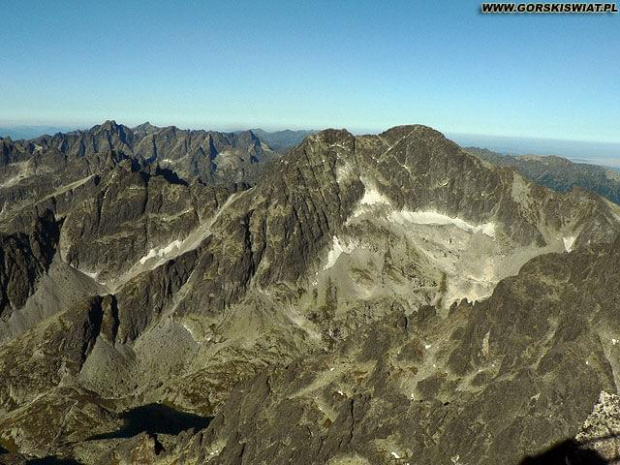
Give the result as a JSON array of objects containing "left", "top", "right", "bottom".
[
  {"left": 81, "top": 270, "right": 99, "bottom": 280},
  {"left": 349, "top": 179, "right": 391, "bottom": 220},
  {"left": 482, "top": 331, "right": 490, "bottom": 357},
  {"left": 391, "top": 451, "right": 401, "bottom": 459},
  {"left": 181, "top": 322, "right": 197, "bottom": 341},
  {"left": 563, "top": 236, "right": 576, "bottom": 252},
  {"left": 139, "top": 239, "right": 182, "bottom": 264},
  {"left": 0, "top": 175, "right": 24, "bottom": 189},
  {"left": 80, "top": 270, "right": 107, "bottom": 286},
  {"left": 359, "top": 185, "right": 391, "bottom": 207},
  {"left": 69, "top": 266, "right": 107, "bottom": 287},
  {"left": 324, "top": 236, "right": 357, "bottom": 270},
  {"left": 388, "top": 210, "right": 495, "bottom": 238}
]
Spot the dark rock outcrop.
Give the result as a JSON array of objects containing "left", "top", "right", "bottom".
[{"left": 0, "top": 211, "right": 60, "bottom": 319}]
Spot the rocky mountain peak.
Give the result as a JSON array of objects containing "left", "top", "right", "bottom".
[
  {"left": 94, "top": 120, "right": 132, "bottom": 143},
  {"left": 134, "top": 121, "right": 158, "bottom": 131},
  {"left": 308, "top": 127, "right": 355, "bottom": 145},
  {"left": 98, "top": 119, "right": 121, "bottom": 130}
]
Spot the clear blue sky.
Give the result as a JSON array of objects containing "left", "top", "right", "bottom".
[{"left": 1, "top": 0, "right": 618, "bottom": 142}]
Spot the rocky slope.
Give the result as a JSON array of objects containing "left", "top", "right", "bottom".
[
  {"left": 171, "top": 234, "right": 620, "bottom": 465},
  {"left": 1, "top": 124, "right": 620, "bottom": 464}
]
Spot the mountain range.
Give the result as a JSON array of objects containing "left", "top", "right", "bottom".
[
  {"left": 0, "top": 123, "right": 619, "bottom": 464},
  {"left": 467, "top": 146, "right": 620, "bottom": 205}
]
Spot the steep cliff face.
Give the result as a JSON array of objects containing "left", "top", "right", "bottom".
[
  {"left": 0, "top": 211, "right": 60, "bottom": 320},
  {"left": 1, "top": 124, "right": 620, "bottom": 464},
  {"left": 57, "top": 163, "right": 230, "bottom": 282}
]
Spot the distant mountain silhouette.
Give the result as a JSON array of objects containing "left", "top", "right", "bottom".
[{"left": 467, "top": 146, "right": 620, "bottom": 205}]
